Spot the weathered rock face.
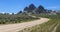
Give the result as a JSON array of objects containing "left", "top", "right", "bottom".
[
  {"left": 18, "top": 4, "right": 49, "bottom": 14},
  {"left": 17, "top": 11, "right": 22, "bottom": 14},
  {"left": 24, "top": 4, "right": 36, "bottom": 13},
  {"left": 28, "top": 4, "right": 36, "bottom": 12},
  {"left": 23, "top": 4, "right": 46, "bottom": 14},
  {"left": 33, "top": 5, "right": 46, "bottom": 14},
  {"left": 56, "top": 10, "right": 60, "bottom": 14},
  {"left": 24, "top": 7, "right": 29, "bottom": 11}
]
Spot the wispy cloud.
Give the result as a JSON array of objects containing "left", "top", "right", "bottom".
[
  {"left": 1, "top": 12, "right": 5, "bottom": 14},
  {"left": 47, "top": 6, "right": 60, "bottom": 9}
]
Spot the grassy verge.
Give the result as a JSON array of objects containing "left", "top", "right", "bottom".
[{"left": 56, "top": 24, "right": 60, "bottom": 32}]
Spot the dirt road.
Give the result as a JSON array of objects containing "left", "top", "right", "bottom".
[{"left": 0, "top": 18, "right": 49, "bottom": 32}]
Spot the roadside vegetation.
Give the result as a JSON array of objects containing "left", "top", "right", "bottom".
[
  {"left": 19, "top": 14, "right": 60, "bottom": 32},
  {"left": 0, "top": 14, "right": 39, "bottom": 24},
  {"left": 56, "top": 22, "right": 60, "bottom": 32}
]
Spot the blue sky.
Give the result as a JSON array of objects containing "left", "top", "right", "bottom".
[{"left": 0, "top": 0, "right": 60, "bottom": 14}]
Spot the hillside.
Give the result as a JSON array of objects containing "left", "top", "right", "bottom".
[{"left": 0, "top": 14, "right": 39, "bottom": 24}]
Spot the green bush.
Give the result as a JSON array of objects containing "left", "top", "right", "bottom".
[{"left": 0, "top": 14, "right": 39, "bottom": 24}]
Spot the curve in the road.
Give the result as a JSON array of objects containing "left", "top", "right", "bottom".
[{"left": 0, "top": 18, "right": 49, "bottom": 32}]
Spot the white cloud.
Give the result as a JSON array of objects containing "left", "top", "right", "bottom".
[
  {"left": 1, "top": 12, "right": 5, "bottom": 14},
  {"left": 9, "top": 13, "right": 12, "bottom": 14}
]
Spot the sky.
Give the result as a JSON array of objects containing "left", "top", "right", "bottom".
[{"left": 0, "top": 0, "right": 60, "bottom": 14}]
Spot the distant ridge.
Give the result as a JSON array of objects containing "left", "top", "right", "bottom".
[{"left": 18, "top": 4, "right": 58, "bottom": 15}]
